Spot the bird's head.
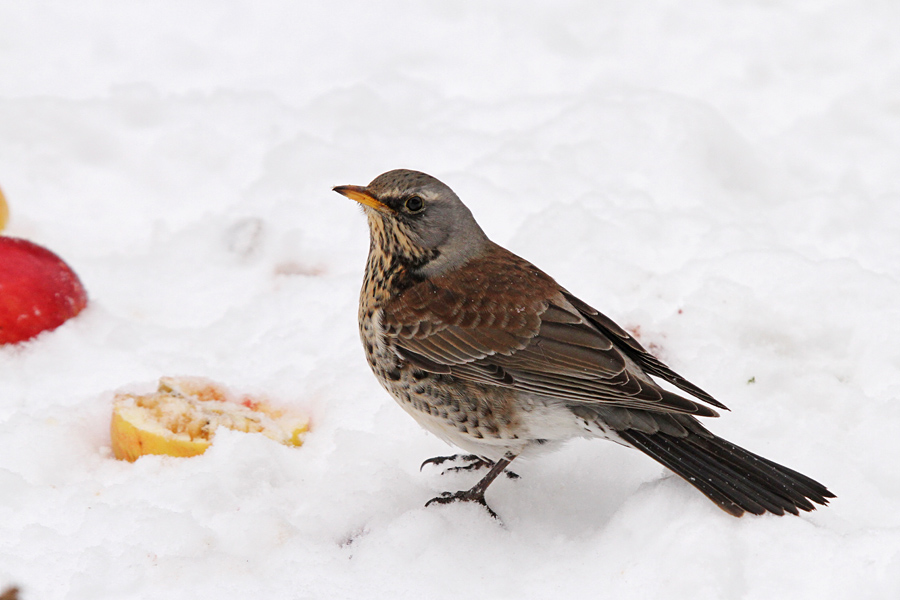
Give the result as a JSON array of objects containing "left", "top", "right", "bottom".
[{"left": 334, "top": 169, "right": 489, "bottom": 277}]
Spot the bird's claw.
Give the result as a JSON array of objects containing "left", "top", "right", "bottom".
[
  {"left": 425, "top": 489, "right": 500, "bottom": 520},
  {"left": 420, "top": 454, "right": 473, "bottom": 470},
  {"left": 420, "top": 454, "right": 520, "bottom": 479}
]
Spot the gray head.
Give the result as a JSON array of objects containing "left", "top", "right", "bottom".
[{"left": 334, "top": 169, "right": 489, "bottom": 276}]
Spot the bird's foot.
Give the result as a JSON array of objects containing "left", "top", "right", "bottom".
[
  {"left": 423, "top": 453, "right": 517, "bottom": 521},
  {"left": 425, "top": 489, "right": 500, "bottom": 520},
  {"left": 420, "top": 453, "right": 476, "bottom": 470},
  {"left": 420, "top": 454, "right": 520, "bottom": 479}
]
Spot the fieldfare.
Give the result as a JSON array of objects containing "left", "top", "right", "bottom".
[{"left": 334, "top": 169, "right": 834, "bottom": 518}]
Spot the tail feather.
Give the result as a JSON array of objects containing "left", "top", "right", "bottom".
[{"left": 616, "top": 429, "right": 835, "bottom": 517}]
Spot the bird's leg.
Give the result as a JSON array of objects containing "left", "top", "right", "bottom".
[
  {"left": 420, "top": 454, "right": 520, "bottom": 479},
  {"left": 425, "top": 453, "right": 517, "bottom": 519}
]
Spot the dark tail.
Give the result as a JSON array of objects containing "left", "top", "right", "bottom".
[{"left": 616, "top": 429, "right": 835, "bottom": 517}]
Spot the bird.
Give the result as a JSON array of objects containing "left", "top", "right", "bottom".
[{"left": 333, "top": 169, "right": 834, "bottom": 519}]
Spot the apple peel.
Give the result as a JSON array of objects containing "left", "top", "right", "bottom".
[
  {"left": 111, "top": 377, "right": 309, "bottom": 462},
  {"left": 0, "top": 236, "right": 88, "bottom": 344}
]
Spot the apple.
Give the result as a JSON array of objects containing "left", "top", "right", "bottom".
[
  {"left": 0, "top": 237, "right": 88, "bottom": 344},
  {"left": 111, "top": 377, "right": 309, "bottom": 461}
]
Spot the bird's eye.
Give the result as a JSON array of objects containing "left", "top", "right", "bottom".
[{"left": 404, "top": 195, "right": 425, "bottom": 213}]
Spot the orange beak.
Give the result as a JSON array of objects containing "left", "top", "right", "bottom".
[{"left": 333, "top": 185, "right": 391, "bottom": 213}]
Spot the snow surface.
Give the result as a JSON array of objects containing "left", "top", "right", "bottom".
[{"left": 1, "top": 1, "right": 899, "bottom": 598}]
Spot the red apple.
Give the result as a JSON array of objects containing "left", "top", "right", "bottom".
[{"left": 0, "top": 237, "right": 88, "bottom": 344}]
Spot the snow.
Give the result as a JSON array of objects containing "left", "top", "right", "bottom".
[{"left": 1, "top": 1, "right": 899, "bottom": 598}]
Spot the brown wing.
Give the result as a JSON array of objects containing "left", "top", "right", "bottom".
[{"left": 382, "top": 242, "right": 721, "bottom": 417}]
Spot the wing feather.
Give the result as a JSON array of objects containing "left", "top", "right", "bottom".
[{"left": 381, "top": 242, "right": 723, "bottom": 417}]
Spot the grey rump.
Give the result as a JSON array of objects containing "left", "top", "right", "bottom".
[{"left": 333, "top": 169, "right": 834, "bottom": 519}]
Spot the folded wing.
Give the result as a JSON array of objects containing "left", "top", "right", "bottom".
[{"left": 383, "top": 243, "right": 723, "bottom": 418}]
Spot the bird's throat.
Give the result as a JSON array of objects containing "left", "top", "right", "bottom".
[{"left": 364, "top": 213, "right": 439, "bottom": 298}]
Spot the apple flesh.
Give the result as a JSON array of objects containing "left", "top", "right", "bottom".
[
  {"left": 0, "top": 186, "right": 8, "bottom": 231},
  {"left": 111, "top": 377, "right": 310, "bottom": 462},
  {"left": 0, "top": 237, "right": 88, "bottom": 344}
]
